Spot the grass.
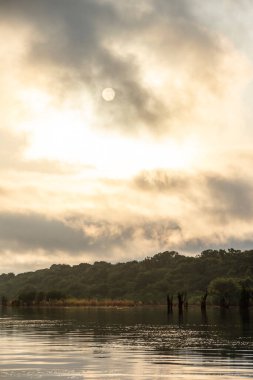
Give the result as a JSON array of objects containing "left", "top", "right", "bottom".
[
  {"left": 60, "top": 298, "right": 136, "bottom": 307},
  {"left": 8, "top": 298, "right": 137, "bottom": 307}
]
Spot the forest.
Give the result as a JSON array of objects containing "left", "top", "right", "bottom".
[{"left": 0, "top": 249, "right": 253, "bottom": 307}]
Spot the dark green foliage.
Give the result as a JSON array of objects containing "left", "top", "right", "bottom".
[
  {"left": 46, "top": 290, "right": 66, "bottom": 302},
  {"left": 208, "top": 277, "right": 241, "bottom": 308},
  {"left": 18, "top": 286, "right": 37, "bottom": 306},
  {"left": 36, "top": 291, "right": 45, "bottom": 304},
  {"left": 1, "top": 295, "right": 8, "bottom": 306},
  {"left": 0, "top": 249, "right": 253, "bottom": 304}
]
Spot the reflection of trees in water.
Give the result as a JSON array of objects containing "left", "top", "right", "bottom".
[
  {"left": 240, "top": 308, "right": 250, "bottom": 324},
  {"left": 201, "top": 308, "right": 208, "bottom": 324},
  {"left": 1, "top": 307, "right": 253, "bottom": 358},
  {"left": 240, "top": 308, "right": 251, "bottom": 338}
]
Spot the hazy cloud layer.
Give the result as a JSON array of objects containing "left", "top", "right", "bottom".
[
  {"left": 2, "top": 163, "right": 253, "bottom": 252},
  {"left": 0, "top": 0, "right": 250, "bottom": 136}
]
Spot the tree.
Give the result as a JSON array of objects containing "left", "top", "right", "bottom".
[
  {"left": 208, "top": 277, "right": 240, "bottom": 308},
  {"left": 0, "top": 249, "right": 253, "bottom": 305},
  {"left": 46, "top": 290, "right": 66, "bottom": 302},
  {"left": 36, "top": 291, "right": 45, "bottom": 305},
  {"left": 18, "top": 287, "right": 37, "bottom": 306},
  {"left": 1, "top": 295, "right": 8, "bottom": 306}
]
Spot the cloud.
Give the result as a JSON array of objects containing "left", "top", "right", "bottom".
[
  {"left": 0, "top": 128, "right": 28, "bottom": 168},
  {"left": 0, "top": 211, "right": 181, "bottom": 258},
  {"left": 17, "top": 159, "right": 93, "bottom": 175},
  {"left": 134, "top": 170, "right": 190, "bottom": 193},
  {"left": 0, "top": 207, "right": 252, "bottom": 267},
  {"left": 0, "top": 0, "right": 250, "bottom": 136},
  {"left": 177, "top": 234, "right": 253, "bottom": 254},
  {"left": 205, "top": 175, "right": 253, "bottom": 221},
  {"left": 0, "top": 212, "right": 89, "bottom": 253}
]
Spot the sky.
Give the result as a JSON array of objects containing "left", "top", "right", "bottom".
[{"left": 1, "top": 0, "right": 253, "bottom": 273}]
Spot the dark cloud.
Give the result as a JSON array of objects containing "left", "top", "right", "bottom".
[
  {"left": 205, "top": 175, "right": 253, "bottom": 221},
  {"left": 0, "top": 206, "right": 252, "bottom": 266},
  {"left": 0, "top": 0, "right": 234, "bottom": 135},
  {"left": 0, "top": 211, "right": 182, "bottom": 257},
  {"left": 0, "top": 212, "right": 138, "bottom": 254},
  {"left": 66, "top": 213, "right": 182, "bottom": 253},
  {"left": 134, "top": 170, "right": 190, "bottom": 193},
  {"left": 177, "top": 235, "right": 253, "bottom": 254},
  {"left": 139, "top": 220, "right": 181, "bottom": 247},
  {"left": 0, "top": 212, "right": 90, "bottom": 253}
]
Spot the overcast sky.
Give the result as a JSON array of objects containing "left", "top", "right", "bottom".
[{"left": 1, "top": 0, "right": 253, "bottom": 273}]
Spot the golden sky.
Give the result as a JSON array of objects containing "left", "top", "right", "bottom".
[{"left": 1, "top": 0, "right": 253, "bottom": 272}]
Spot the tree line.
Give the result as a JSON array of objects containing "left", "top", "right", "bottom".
[{"left": 0, "top": 249, "right": 253, "bottom": 307}]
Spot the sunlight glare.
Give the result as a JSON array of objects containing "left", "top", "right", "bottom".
[
  {"left": 18, "top": 88, "right": 51, "bottom": 113},
  {"left": 143, "top": 68, "right": 168, "bottom": 88},
  {"left": 17, "top": 86, "right": 200, "bottom": 179},
  {"left": 22, "top": 105, "right": 200, "bottom": 178}
]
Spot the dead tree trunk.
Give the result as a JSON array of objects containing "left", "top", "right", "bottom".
[{"left": 201, "top": 290, "right": 208, "bottom": 311}]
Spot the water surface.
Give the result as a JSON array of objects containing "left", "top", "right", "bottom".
[{"left": 0, "top": 307, "right": 253, "bottom": 379}]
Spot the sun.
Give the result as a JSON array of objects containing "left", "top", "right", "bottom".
[{"left": 102, "top": 87, "right": 116, "bottom": 102}]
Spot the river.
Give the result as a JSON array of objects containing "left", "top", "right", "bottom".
[{"left": 0, "top": 306, "right": 253, "bottom": 379}]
